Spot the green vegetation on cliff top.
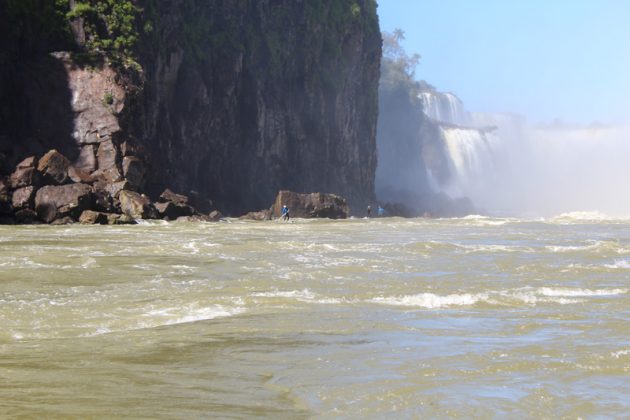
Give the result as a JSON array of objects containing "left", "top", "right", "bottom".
[{"left": 3, "top": 0, "right": 140, "bottom": 66}]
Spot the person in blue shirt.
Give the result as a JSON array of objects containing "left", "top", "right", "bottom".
[
  {"left": 377, "top": 206, "right": 385, "bottom": 217},
  {"left": 281, "top": 205, "right": 290, "bottom": 221}
]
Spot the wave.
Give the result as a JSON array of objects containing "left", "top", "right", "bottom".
[
  {"left": 604, "top": 259, "right": 630, "bottom": 269},
  {"left": 249, "top": 289, "right": 356, "bottom": 305},
  {"left": 80, "top": 304, "right": 245, "bottom": 337},
  {"left": 460, "top": 244, "right": 535, "bottom": 253},
  {"left": 548, "top": 211, "right": 630, "bottom": 224},
  {"left": 142, "top": 304, "right": 244, "bottom": 327},
  {"left": 545, "top": 240, "right": 628, "bottom": 254},
  {"left": 611, "top": 349, "right": 630, "bottom": 359},
  {"left": 251, "top": 289, "right": 316, "bottom": 300},
  {"left": 370, "top": 292, "right": 487, "bottom": 308},
  {"left": 457, "top": 214, "right": 515, "bottom": 226},
  {"left": 538, "top": 287, "right": 627, "bottom": 297},
  {"left": 369, "top": 286, "right": 626, "bottom": 309}
]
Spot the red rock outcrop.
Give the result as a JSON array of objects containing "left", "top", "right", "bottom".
[{"left": 272, "top": 190, "right": 349, "bottom": 219}]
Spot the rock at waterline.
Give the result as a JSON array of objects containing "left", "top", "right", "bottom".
[
  {"left": 35, "top": 183, "right": 93, "bottom": 223},
  {"left": 272, "top": 190, "right": 349, "bottom": 219},
  {"left": 119, "top": 190, "right": 158, "bottom": 219},
  {"left": 239, "top": 209, "right": 272, "bottom": 221}
]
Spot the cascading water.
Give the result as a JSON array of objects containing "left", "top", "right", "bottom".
[
  {"left": 419, "top": 89, "right": 630, "bottom": 216},
  {"left": 440, "top": 127, "right": 501, "bottom": 198},
  {"left": 418, "top": 91, "right": 471, "bottom": 126},
  {"left": 419, "top": 90, "right": 521, "bottom": 212}
]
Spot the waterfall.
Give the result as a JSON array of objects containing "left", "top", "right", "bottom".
[
  {"left": 419, "top": 91, "right": 470, "bottom": 126},
  {"left": 415, "top": 91, "right": 630, "bottom": 216},
  {"left": 441, "top": 127, "right": 501, "bottom": 198},
  {"left": 418, "top": 90, "right": 524, "bottom": 212}
]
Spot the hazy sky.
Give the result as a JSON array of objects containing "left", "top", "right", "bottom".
[{"left": 377, "top": 0, "right": 630, "bottom": 125}]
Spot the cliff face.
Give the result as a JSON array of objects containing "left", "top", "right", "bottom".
[
  {"left": 0, "top": 0, "right": 381, "bottom": 217},
  {"left": 135, "top": 0, "right": 380, "bottom": 214}
]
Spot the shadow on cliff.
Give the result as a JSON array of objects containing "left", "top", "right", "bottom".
[{"left": 0, "top": 54, "right": 77, "bottom": 172}]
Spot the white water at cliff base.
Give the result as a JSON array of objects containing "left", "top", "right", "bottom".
[{"left": 1, "top": 218, "right": 628, "bottom": 418}]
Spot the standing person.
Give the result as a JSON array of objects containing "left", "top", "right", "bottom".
[
  {"left": 281, "top": 205, "right": 290, "bottom": 221},
  {"left": 367, "top": 205, "right": 372, "bottom": 218}
]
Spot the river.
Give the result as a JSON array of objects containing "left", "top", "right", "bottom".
[{"left": 1, "top": 214, "right": 628, "bottom": 418}]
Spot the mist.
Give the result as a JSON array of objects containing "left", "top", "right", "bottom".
[
  {"left": 418, "top": 100, "right": 630, "bottom": 218},
  {"left": 375, "top": 74, "right": 630, "bottom": 218},
  {"left": 481, "top": 122, "right": 630, "bottom": 217}
]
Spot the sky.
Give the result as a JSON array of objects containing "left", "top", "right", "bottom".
[{"left": 377, "top": 0, "right": 630, "bottom": 125}]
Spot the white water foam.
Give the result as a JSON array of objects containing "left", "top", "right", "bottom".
[
  {"left": 249, "top": 289, "right": 356, "bottom": 305},
  {"left": 604, "top": 260, "right": 630, "bottom": 269},
  {"left": 550, "top": 211, "right": 612, "bottom": 222},
  {"left": 369, "top": 286, "right": 626, "bottom": 309},
  {"left": 611, "top": 349, "right": 630, "bottom": 359},
  {"left": 251, "top": 289, "right": 316, "bottom": 300},
  {"left": 460, "top": 244, "right": 535, "bottom": 253},
  {"left": 144, "top": 305, "right": 244, "bottom": 326},
  {"left": 538, "top": 287, "right": 627, "bottom": 297},
  {"left": 545, "top": 240, "right": 624, "bottom": 253},
  {"left": 370, "top": 292, "right": 487, "bottom": 309}
]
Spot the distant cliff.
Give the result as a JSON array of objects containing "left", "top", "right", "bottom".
[{"left": 0, "top": 0, "right": 381, "bottom": 219}]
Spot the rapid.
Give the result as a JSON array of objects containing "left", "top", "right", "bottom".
[{"left": 1, "top": 214, "right": 629, "bottom": 417}]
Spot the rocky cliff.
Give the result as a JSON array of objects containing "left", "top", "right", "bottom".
[{"left": 0, "top": 0, "right": 381, "bottom": 221}]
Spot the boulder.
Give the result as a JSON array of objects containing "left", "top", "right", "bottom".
[
  {"left": 11, "top": 186, "right": 36, "bottom": 209},
  {"left": 119, "top": 190, "right": 158, "bottom": 219},
  {"left": 50, "top": 216, "right": 74, "bottom": 225},
  {"left": 37, "top": 149, "right": 71, "bottom": 185},
  {"left": 14, "top": 208, "right": 39, "bottom": 224},
  {"left": 175, "top": 212, "right": 223, "bottom": 222},
  {"left": 79, "top": 210, "right": 108, "bottom": 224},
  {"left": 155, "top": 188, "right": 195, "bottom": 219},
  {"left": 17, "top": 156, "right": 38, "bottom": 169},
  {"left": 154, "top": 201, "right": 188, "bottom": 220},
  {"left": 9, "top": 167, "right": 39, "bottom": 189},
  {"left": 107, "top": 213, "right": 136, "bottom": 225},
  {"left": 159, "top": 188, "right": 189, "bottom": 206},
  {"left": 239, "top": 210, "right": 271, "bottom": 221},
  {"left": 92, "top": 190, "right": 115, "bottom": 213},
  {"left": 94, "top": 179, "right": 130, "bottom": 199},
  {"left": 35, "top": 183, "right": 93, "bottom": 223},
  {"left": 91, "top": 166, "right": 122, "bottom": 184},
  {"left": 10, "top": 156, "right": 39, "bottom": 188},
  {"left": 208, "top": 210, "right": 223, "bottom": 221},
  {"left": 272, "top": 190, "right": 349, "bottom": 219}
]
